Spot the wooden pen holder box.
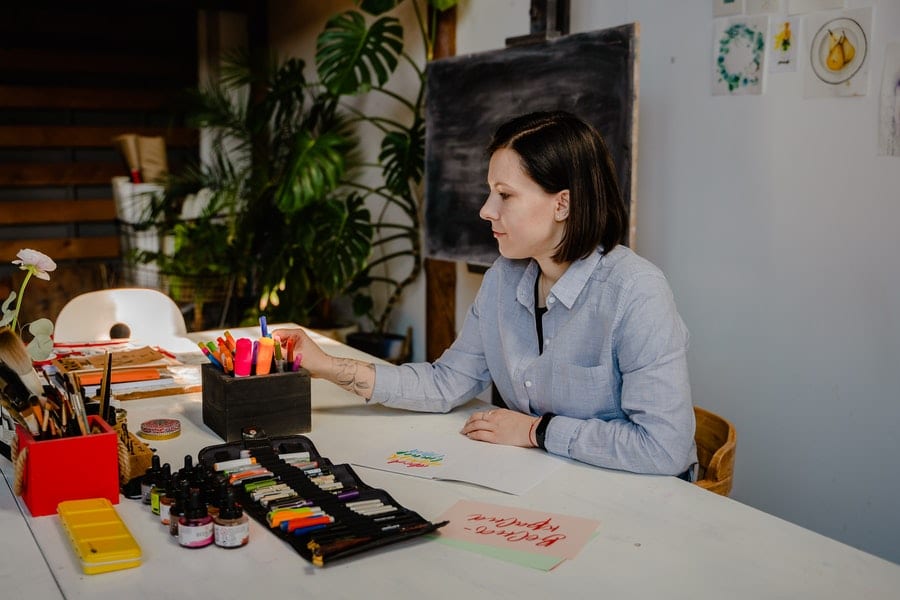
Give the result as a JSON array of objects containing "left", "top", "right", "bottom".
[
  {"left": 201, "top": 364, "right": 311, "bottom": 442},
  {"left": 15, "top": 416, "right": 120, "bottom": 517}
]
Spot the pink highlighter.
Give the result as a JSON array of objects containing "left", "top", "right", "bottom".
[{"left": 233, "top": 338, "right": 253, "bottom": 377}]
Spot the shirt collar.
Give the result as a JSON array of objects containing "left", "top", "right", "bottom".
[{"left": 516, "top": 247, "right": 604, "bottom": 310}]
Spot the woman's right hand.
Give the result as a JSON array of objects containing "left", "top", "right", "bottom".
[
  {"left": 271, "top": 328, "right": 329, "bottom": 377},
  {"left": 272, "top": 327, "right": 376, "bottom": 399}
]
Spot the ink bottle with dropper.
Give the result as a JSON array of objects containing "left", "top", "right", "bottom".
[
  {"left": 213, "top": 487, "right": 249, "bottom": 549},
  {"left": 150, "top": 463, "right": 171, "bottom": 516},
  {"left": 141, "top": 454, "right": 161, "bottom": 505},
  {"left": 178, "top": 454, "right": 196, "bottom": 485},
  {"left": 178, "top": 488, "right": 214, "bottom": 548},
  {"left": 168, "top": 481, "right": 190, "bottom": 537},
  {"left": 158, "top": 471, "right": 175, "bottom": 526}
]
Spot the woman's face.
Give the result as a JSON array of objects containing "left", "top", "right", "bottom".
[{"left": 480, "top": 148, "right": 568, "bottom": 261}]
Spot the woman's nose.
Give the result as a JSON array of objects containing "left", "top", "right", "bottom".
[{"left": 479, "top": 195, "right": 497, "bottom": 221}]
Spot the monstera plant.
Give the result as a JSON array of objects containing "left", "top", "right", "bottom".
[{"left": 317, "top": 0, "right": 457, "bottom": 341}]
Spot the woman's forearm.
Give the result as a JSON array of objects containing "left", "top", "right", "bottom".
[{"left": 318, "top": 356, "right": 376, "bottom": 399}]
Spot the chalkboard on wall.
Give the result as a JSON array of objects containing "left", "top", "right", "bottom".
[{"left": 424, "top": 23, "right": 639, "bottom": 266}]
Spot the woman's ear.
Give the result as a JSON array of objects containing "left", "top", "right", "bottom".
[{"left": 554, "top": 191, "right": 570, "bottom": 222}]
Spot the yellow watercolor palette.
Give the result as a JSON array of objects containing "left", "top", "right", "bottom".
[{"left": 57, "top": 498, "right": 142, "bottom": 574}]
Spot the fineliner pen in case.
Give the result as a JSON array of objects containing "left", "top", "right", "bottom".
[{"left": 213, "top": 457, "right": 257, "bottom": 471}]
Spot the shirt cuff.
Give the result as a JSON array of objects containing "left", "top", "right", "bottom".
[
  {"left": 542, "top": 414, "right": 580, "bottom": 457},
  {"left": 369, "top": 364, "right": 398, "bottom": 404}
]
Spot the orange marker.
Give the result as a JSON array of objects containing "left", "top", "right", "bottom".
[{"left": 256, "top": 338, "right": 275, "bottom": 375}]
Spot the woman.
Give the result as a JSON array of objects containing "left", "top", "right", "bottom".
[{"left": 275, "top": 111, "right": 696, "bottom": 477}]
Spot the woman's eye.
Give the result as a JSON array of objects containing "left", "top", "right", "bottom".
[{"left": 499, "top": 192, "right": 510, "bottom": 200}]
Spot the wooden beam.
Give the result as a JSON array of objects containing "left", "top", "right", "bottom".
[
  {"left": 425, "top": 5, "right": 458, "bottom": 362},
  {"left": 0, "top": 85, "right": 180, "bottom": 110},
  {"left": 0, "top": 162, "right": 123, "bottom": 186},
  {"left": 0, "top": 199, "right": 116, "bottom": 225},
  {"left": 0, "top": 126, "right": 198, "bottom": 148},
  {"left": 0, "top": 237, "right": 120, "bottom": 261},
  {"left": 0, "top": 49, "right": 195, "bottom": 82}
]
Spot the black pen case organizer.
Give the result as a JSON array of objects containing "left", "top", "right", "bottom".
[{"left": 198, "top": 434, "right": 447, "bottom": 566}]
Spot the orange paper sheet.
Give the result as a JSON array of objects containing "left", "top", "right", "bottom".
[{"left": 76, "top": 368, "right": 161, "bottom": 386}]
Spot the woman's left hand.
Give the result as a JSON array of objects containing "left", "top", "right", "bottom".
[{"left": 460, "top": 408, "right": 539, "bottom": 448}]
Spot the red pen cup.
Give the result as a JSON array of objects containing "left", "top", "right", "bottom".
[{"left": 233, "top": 338, "right": 252, "bottom": 377}]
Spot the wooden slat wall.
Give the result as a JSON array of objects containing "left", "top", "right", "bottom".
[{"left": 0, "top": 0, "right": 199, "bottom": 326}]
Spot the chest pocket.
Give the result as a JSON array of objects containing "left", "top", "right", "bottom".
[{"left": 552, "top": 363, "right": 620, "bottom": 420}]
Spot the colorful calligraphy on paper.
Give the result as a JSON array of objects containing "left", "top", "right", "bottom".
[
  {"left": 386, "top": 448, "right": 445, "bottom": 468},
  {"left": 433, "top": 500, "right": 600, "bottom": 570}
]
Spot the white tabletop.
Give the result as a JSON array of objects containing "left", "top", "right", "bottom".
[{"left": 1, "top": 325, "right": 898, "bottom": 599}]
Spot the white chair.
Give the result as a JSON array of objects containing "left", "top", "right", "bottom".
[{"left": 54, "top": 288, "right": 187, "bottom": 346}]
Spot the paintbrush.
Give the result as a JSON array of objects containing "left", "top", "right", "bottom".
[
  {"left": 0, "top": 362, "right": 34, "bottom": 412},
  {"left": 0, "top": 326, "right": 45, "bottom": 397},
  {"left": 0, "top": 395, "right": 40, "bottom": 436}
]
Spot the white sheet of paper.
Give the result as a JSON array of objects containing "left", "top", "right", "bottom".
[{"left": 342, "top": 431, "right": 564, "bottom": 495}]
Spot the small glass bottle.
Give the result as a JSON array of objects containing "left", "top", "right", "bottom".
[
  {"left": 150, "top": 463, "right": 170, "bottom": 515},
  {"left": 141, "top": 454, "right": 161, "bottom": 505},
  {"left": 169, "top": 481, "right": 189, "bottom": 537},
  {"left": 178, "top": 488, "right": 214, "bottom": 548},
  {"left": 158, "top": 473, "right": 174, "bottom": 526},
  {"left": 214, "top": 488, "right": 249, "bottom": 549}
]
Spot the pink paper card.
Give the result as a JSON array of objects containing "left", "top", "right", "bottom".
[{"left": 436, "top": 499, "right": 600, "bottom": 561}]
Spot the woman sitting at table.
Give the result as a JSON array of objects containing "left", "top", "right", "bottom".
[{"left": 275, "top": 111, "right": 696, "bottom": 478}]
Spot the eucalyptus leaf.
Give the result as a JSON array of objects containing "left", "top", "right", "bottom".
[
  {"left": 0, "top": 291, "right": 15, "bottom": 327},
  {"left": 26, "top": 318, "right": 55, "bottom": 361}
]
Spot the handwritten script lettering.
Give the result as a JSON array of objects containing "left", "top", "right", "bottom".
[{"left": 464, "top": 513, "right": 568, "bottom": 547}]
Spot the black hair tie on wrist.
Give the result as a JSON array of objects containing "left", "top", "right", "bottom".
[{"left": 535, "top": 413, "right": 555, "bottom": 451}]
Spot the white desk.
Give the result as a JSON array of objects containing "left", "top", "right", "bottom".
[{"left": 1, "top": 326, "right": 898, "bottom": 599}]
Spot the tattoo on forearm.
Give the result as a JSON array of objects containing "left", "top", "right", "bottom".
[{"left": 333, "top": 358, "right": 374, "bottom": 396}]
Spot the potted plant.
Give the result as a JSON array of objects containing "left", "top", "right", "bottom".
[
  {"left": 133, "top": 0, "right": 457, "bottom": 345},
  {"left": 135, "top": 50, "right": 373, "bottom": 330},
  {"left": 315, "top": 0, "right": 458, "bottom": 360}
]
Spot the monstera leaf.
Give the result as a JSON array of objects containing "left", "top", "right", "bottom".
[
  {"left": 316, "top": 11, "right": 403, "bottom": 96},
  {"left": 274, "top": 130, "right": 351, "bottom": 214},
  {"left": 308, "top": 193, "right": 374, "bottom": 299},
  {"left": 379, "top": 118, "right": 425, "bottom": 199}
]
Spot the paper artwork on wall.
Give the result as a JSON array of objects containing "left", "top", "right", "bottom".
[
  {"left": 803, "top": 7, "right": 871, "bottom": 97},
  {"left": 747, "top": 0, "right": 781, "bottom": 14},
  {"left": 769, "top": 17, "right": 799, "bottom": 73},
  {"left": 713, "top": 16, "right": 768, "bottom": 95},
  {"left": 788, "top": 0, "right": 844, "bottom": 15},
  {"left": 714, "top": 0, "right": 745, "bottom": 18},
  {"left": 878, "top": 43, "right": 900, "bottom": 156}
]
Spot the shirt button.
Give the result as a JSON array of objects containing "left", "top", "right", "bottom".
[
  {"left": 548, "top": 296, "right": 556, "bottom": 304},
  {"left": 544, "top": 339, "right": 550, "bottom": 347},
  {"left": 524, "top": 381, "right": 533, "bottom": 388}
]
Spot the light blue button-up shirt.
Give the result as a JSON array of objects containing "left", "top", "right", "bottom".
[{"left": 371, "top": 245, "right": 697, "bottom": 475}]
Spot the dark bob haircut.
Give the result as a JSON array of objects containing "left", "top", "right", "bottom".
[{"left": 486, "top": 111, "right": 627, "bottom": 262}]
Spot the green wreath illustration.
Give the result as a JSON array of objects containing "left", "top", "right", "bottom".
[{"left": 717, "top": 23, "right": 765, "bottom": 92}]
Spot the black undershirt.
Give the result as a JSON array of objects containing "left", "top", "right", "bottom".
[{"left": 535, "top": 276, "right": 547, "bottom": 354}]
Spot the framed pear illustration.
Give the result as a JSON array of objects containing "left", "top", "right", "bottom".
[{"left": 805, "top": 8, "right": 871, "bottom": 97}]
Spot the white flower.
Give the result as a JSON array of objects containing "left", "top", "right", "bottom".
[
  {"left": 5, "top": 248, "right": 57, "bottom": 339},
  {"left": 12, "top": 248, "right": 57, "bottom": 281}
]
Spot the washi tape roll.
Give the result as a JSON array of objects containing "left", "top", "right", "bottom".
[{"left": 139, "top": 419, "right": 181, "bottom": 440}]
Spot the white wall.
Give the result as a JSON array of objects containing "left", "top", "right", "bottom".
[{"left": 271, "top": 0, "right": 900, "bottom": 563}]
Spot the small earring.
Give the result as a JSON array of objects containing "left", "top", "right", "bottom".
[{"left": 556, "top": 211, "right": 568, "bottom": 221}]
